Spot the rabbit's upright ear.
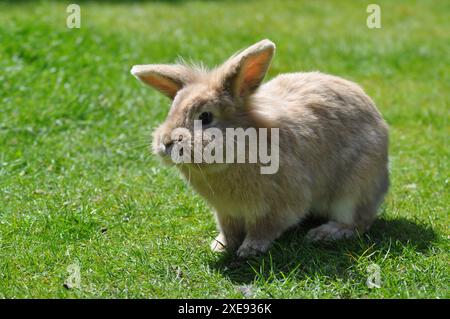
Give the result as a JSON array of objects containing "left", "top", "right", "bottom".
[
  {"left": 131, "top": 64, "right": 193, "bottom": 99},
  {"left": 221, "top": 39, "right": 275, "bottom": 98}
]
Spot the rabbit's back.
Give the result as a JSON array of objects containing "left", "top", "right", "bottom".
[
  {"left": 255, "top": 71, "right": 388, "bottom": 155},
  {"left": 256, "top": 72, "right": 385, "bottom": 126}
]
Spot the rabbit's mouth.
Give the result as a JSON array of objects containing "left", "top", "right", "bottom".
[{"left": 165, "top": 149, "right": 229, "bottom": 173}]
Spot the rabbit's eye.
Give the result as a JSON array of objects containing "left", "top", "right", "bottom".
[{"left": 199, "top": 112, "right": 213, "bottom": 125}]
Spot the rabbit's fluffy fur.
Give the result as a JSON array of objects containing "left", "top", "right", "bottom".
[{"left": 131, "top": 39, "right": 389, "bottom": 257}]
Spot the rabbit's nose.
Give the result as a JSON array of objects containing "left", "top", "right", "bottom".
[
  {"left": 162, "top": 135, "right": 173, "bottom": 147},
  {"left": 163, "top": 134, "right": 183, "bottom": 146}
]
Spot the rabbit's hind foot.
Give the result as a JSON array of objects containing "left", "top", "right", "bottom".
[{"left": 305, "top": 221, "right": 356, "bottom": 242}]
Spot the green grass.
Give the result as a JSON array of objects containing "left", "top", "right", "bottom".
[{"left": 0, "top": 0, "right": 448, "bottom": 298}]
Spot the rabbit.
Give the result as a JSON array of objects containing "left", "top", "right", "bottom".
[{"left": 131, "top": 39, "right": 389, "bottom": 258}]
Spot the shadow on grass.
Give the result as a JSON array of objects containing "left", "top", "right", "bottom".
[{"left": 210, "top": 217, "right": 438, "bottom": 285}]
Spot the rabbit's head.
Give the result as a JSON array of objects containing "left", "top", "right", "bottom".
[{"left": 131, "top": 39, "right": 275, "bottom": 171}]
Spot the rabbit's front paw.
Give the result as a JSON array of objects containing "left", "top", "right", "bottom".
[
  {"left": 236, "top": 239, "right": 271, "bottom": 258},
  {"left": 210, "top": 233, "right": 227, "bottom": 252}
]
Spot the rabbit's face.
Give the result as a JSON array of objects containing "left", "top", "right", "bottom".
[
  {"left": 151, "top": 82, "right": 238, "bottom": 169},
  {"left": 132, "top": 39, "right": 276, "bottom": 171}
]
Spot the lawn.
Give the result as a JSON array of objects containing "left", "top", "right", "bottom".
[{"left": 0, "top": 0, "right": 448, "bottom": 298}]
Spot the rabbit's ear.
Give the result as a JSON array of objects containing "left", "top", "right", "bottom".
[
  {"left": 131, "top": 64, "right": 193, "bottom": 99},
  {"left": 221, "top": 39, "right": 275, "bottom": 98}
]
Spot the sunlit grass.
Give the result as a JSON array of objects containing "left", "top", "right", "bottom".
[{"left": 0, "top": 0, "right": 448, "bottom": 298}]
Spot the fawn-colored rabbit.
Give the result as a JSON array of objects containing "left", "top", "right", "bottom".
[{"left": 131, "top": 39, "right": 389, "bottom": 258}]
